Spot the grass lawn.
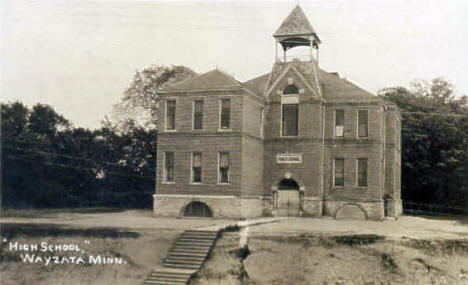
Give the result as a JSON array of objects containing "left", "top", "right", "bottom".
[{"left": 0, "top": 209, "right": 233, "bottom": 285}]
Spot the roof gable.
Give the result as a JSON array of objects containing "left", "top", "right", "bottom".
[{"left": 160, "top": 69, "right": 244, "bottom": 93}]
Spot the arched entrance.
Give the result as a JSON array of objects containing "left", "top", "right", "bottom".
[
  {"left": 276, "top": 178, "right": 301, "bottom": 216},
  {"left": 183, "top": 201, "right": 213, "bottom": 218}
]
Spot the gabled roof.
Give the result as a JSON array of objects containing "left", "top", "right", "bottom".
[
  {"left": 242, "top": 63, "right": 381, "bottom": 102},
  {"left": 273, "top": 5, "right": 319, "bottom": 39},
  {"left": 160, "top": 69, "right": 244, "bottom": 93},
  {"left": 243, "top": 73, "right": 270, "bottom": 96}
]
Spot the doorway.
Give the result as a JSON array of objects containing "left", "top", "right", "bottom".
[{"left": 276, "top": 178, "right": 301, "bottom": 216}]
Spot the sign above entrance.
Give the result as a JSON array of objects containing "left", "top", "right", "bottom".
[{"left": 277, "top": 154, "right": 302, "bottom": 164}]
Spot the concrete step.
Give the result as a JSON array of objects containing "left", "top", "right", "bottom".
[
  {"left": 163, "top": 263, "right": 201, "bottom": 270},
  {"left": 163, "top": 260, "right": 203, "bottom": 266},
  {"left": 149, "top": 272, "right": 191, "bottom": 278},
  {"left": 173, "top": 244, "right": 212, "bottom": 248},
  {"left": 176, "top": 238, "right": 215, "bottom": 243},
  {"left": 171, "top": 246, "right": 210, "bottom": 251},
  {"left": 166, "top": 254, "right": 206, "bottom": 260},
  {"left": 177, "top": 237, "right": 216, "bottom": 242},
  {"left": 170, "top": 250, "right": 209, "bottom": 256},
  {"left": 147, "top": 275, "right": 188, "bottom": 281},
  {"left": 167, "top": 252, "right": 206, "bottom": 258},
  {"left": 147, "top": 276, "right": 188, "bottom": 283},
  {"left": 164, "top": 258, "right": 204, "bottom": 264},
  {"left": 143, "top": 280, "right": 187, "bottom": 285},
  {"left": 175, "top": 240, "right": 214, "bottom": 245}
]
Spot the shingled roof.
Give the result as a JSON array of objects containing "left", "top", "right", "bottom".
[
  {"left": 273, "top": 5, "right": 319, "bottom": 39},
  {"left": 242, "top": 64, "right": 379, "bottom": 101},
  {"left": 243, "top": 73, "right": 270, "bottom": 96},
  {"left": 160, "top": 69, "right": 244, "bottom": 93}
]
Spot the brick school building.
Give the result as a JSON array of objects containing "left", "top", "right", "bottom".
[{"left": 153, "top": 6, "right": 402, "bottom": 220}]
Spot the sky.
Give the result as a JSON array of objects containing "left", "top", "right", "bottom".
[{"left": 2, "top": 0, "right": 468, "bottom": 129}]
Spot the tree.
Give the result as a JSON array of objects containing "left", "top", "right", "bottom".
[
  {"left": 379, "top": 78, "right": 468, "bottom": 212},
  {"left": 110, "top": 65, "right": 197, "bottom": 131},
  {"left": 28, "top": 103, "right": 70, "bottom": 137},
  {"left": 1, "top": 101, "right": 29, "bottom": 138}
]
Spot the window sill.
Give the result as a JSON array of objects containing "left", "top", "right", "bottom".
[
  {"left": 217, "top": 183, "right": 230, "bottom": 185},
  {"left": 163, "top": 130, "right": 178, "bottom": 132},
  {"left": 162, "top": 182, "right": 176, "bottom": 184},
  {"left": 280, "top": 135, "right": 299, "bottom": 138},
  {"left": 190, "top": 182, "right": 203, "bottom": 185},
  {"left": 218, "top": 129, "right": 232, "bottom": 132}
]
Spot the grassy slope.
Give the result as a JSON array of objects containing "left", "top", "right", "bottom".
[{"left": 0, "top": 224, "right": 178, "bottom": 285}]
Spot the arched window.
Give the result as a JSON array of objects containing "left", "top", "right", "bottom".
[
  {"left": 183, "top": 201, "right": 213, "bottom": 217},
  {"left": 283, "top": 84, "right": 299, "bottom": 95}
]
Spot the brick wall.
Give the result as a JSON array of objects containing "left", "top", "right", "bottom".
[
  {"left": 158, "top": 92, "right": 242, "bottom": 133},
  {"left": 241, "top": 136, "right": 264, "bottom": 197},
  {"left": 156, "top": 135, "right": 242, "bottom": 196}
]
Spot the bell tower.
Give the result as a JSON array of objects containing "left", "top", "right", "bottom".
[{"left": 273, "top": 5, "right": 321, "bottom": 63}]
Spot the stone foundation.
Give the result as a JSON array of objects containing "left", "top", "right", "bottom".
[
  {"left": 324, "top": 200, "right": 385, "bottom": 221},
  {"left": 153, "top": 194, "right": 266, "bottom": 219},
  {"left": 302, "top": 197, "right": 322, "bottom": 217},
  {"left": 385, "top": 199, "right": 403, "bottom": 218}
]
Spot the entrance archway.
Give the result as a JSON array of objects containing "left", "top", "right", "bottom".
[
  {"left": 278, "top": 178, "right": 300, "bottom": 190},
  {"left": 276, "top": 178, "right": 301, "bottom": 216},
  {"left": 183, "top": 201, "right": 213, "bottom": 218}
]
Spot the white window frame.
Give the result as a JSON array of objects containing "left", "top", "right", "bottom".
[
  {"left": 357, "top": 109, "right": 369, "bottom": 138},
  {"left": 217, "top": 152, "right": 230, "bottom": 184},
  {"left": 192, "top": 99, "right": 204, "bottom": 130},
  {"left": 334, "top": 109, "right": 345, "bottom": 137},
  {"left": 280, "top": 95, "right": 299, "bottom": 138},
  {"left": 356, "top": 158, "right": 368, "bottom": 188},
  {"left": 162, "top": 152, "right": 175, "bottom": 184},
  {"left": 218, "top": 98, "right": 232, "bottom": 131},
  {"left": 190, "top": 152, "right": 202, "bottom": 184},
  {"left": 164, "top": 98, "right": 177, "bottom": 132},
  {"left": 333, "top": 158, "right": 344, "bottom": 187}
]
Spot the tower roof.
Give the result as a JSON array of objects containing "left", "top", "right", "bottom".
[{"left": 273, "top": 5, "right": 320, "bottom": 42}]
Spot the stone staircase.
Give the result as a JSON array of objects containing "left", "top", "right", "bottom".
[{"left": 143, "top": 230, "right": 219, "bottom": 285}]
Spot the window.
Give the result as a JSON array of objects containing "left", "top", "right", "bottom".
[
  {"left": 334, "top": 158, "right": 344, "bottom": 187},
  {"left": 358, "top": 110, "right": 368, "bottom": 137},
  {"left": 220, "top": 99, "right": 231, "bottom": 129},
  {"left": 192, "top": 152, "right": 202, "bottom": 183},
  {"left": 335, "top": 110, "right": 344, "bottom": 137},
  {"left": 357, "top": 158, "right": 368, "bottom": 187},
  {"left": 219, "top": 152, "right": 230, "bottom": 183},
  {"left": 193, "top": 100, "right": 204, "bottom": 130},
  {"left": 166, "top": 100, "right": 176, "bottom": 130},
  {"left": 283, "top": 84, "right": 299, "bottom": 94},
  {"left": 282, "top": 103, "right": 299, "bottom": 136},
  {"left": 164, "top": 152, "right": 174, "bottom": 182}
]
